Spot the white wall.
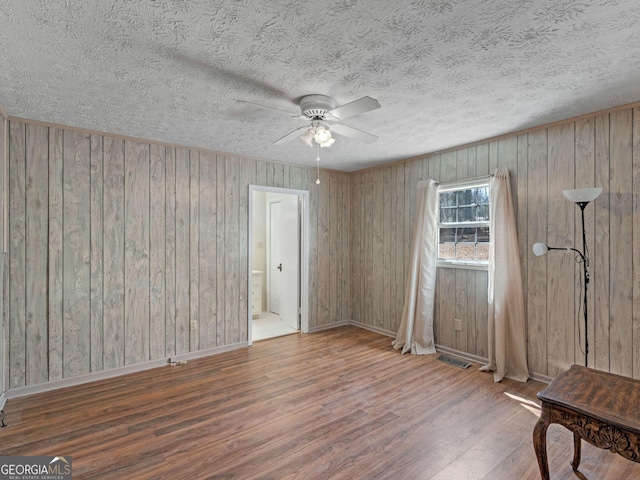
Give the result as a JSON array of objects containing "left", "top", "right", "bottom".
[{"left": 252, "top": 191, "right": 267, "bottom": 306}]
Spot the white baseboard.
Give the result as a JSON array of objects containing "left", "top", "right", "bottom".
[
  {"left": 529, "top": 372, "right": 552, "bottom": 384},
  {"left": 6, "top": 359, "right": 168, "bottom": 399},
  {"left": 347, "top": 321, "right": 547, "bottom": 383},
  {"left": 347, "top": 323, "right": 482, "bottom": 366},
  {"left": 4, "top": 324, "right": 550, "bottom": 401},
  {"left": 6, "top": 342, "right": 248, "bottom": 399},
  {"left": 308, "top": 320, "right": 349, "bottom": 333},
  {"left": 348, "top": 321, "right": 489, "bottom": 365},
  {"left": 348, "top": 320, "right": 395, "bottom": 338},
  {"left": 169, "top": 341, "right": 247, "bottom": 363},
  {"left": 434, "top": 345, "right": 553, "bottom": 384},
  {"left": 434, "top": 344, "right": 489, "bottom": 366}
]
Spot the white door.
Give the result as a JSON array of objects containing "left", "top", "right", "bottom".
[
  {"left": 269, "top": 201, "right": 283, "bottom": 315},
  {"left": 269, "top": 195, "right": 300, "bottom": 330}
]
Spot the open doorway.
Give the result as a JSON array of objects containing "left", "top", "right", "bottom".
[{"left": 248, "top": 186, "right": 309, "bottom": 345}]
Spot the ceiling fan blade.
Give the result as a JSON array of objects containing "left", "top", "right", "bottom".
[
  {"left": 330, "top": 124, "right": 378, "bottom": 143},
  {"left": 327, "top": 96, "right": 381, "bottom": 121},
  {"left": 273, "top": 126, "right": 311, "bottom": 145},
  {"left": 237, "top": 100, "right": 303, "bottom": 118},
  {"left": 153, "top": 46, "right": 291, "bottom": 98}
]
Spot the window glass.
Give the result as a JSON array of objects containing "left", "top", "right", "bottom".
[
  {"left": 457, "top": 189, "right": 473, "bottom": 206},
  {"left": 476, "top": 244, "right": 490, "bottom": 261},
  {"left": 439, "top": 227, "right": 456, "bottom": 243},
  {"left": 440, "top": 207, "right": 456, "bottom": 223},
  {"left": 477, "top": 226, "right": 490, "bottom": 243},
  {"left": 440, "top": 191, "right": 456, "bottom": 207},
  {"left": 457, "top": 206, "right": 475, "bottom": 222},
  {"left": 477, "top": 204, "right": 489, "bottom": 221},
  {"left": 457, "top": 227, "right": 475, "bottom": 242},
  {"left": 437, "top": 182, "right": 490, "bottom": 265}
]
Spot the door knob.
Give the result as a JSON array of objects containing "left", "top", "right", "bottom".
[{"left": 277, "top": 263, "right": 283, "bottom": 271}]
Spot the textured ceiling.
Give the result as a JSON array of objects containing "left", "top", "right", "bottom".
[{"left": 1, "top": 1, "right": 640, "bottom": 172}]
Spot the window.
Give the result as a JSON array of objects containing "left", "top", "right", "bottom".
[{"left": 437, "top": 180, "right": 490, "bottom": 268}]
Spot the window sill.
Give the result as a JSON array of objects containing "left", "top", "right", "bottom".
[{"left": 437, "top": 261, "right": 488, "bottom": 271}]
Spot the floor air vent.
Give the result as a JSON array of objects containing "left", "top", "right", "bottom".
[{"left": 437, "top": 354, "right": 471, "bottom": 370}]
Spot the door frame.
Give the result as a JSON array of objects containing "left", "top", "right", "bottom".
[{"left": 248, "top": 185, "right": 309, "bottom": 346}]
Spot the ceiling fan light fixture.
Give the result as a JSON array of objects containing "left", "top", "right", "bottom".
[
  {"left": 299, "top": 129, "right": 314, "bottom": 147},
  {"left": 318, "top": 136, "right": 335, "bottom": 148},
  {"left": 313, "top": 125, "right": 332, "bottom": 144}
]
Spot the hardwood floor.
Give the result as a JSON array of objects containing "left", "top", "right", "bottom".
[{"left": 2, "top": 326, "right": 639, "bottom": 479}]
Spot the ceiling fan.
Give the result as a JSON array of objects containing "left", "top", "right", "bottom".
[{"left": 239, "top": 94, "right": 381, "bottom": 147}]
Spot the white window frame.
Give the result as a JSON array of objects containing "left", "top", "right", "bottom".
[{"left": 436, "top": 177, "right": 490, "bottom": 271}]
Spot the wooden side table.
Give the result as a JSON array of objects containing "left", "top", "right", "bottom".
[{"left": 533, "top": 364, "right": 640, "bottom": 479}]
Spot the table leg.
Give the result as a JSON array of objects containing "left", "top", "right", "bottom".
[
  {"left": 533, "top": 414, "right": 551, "bottom": 480},
  {"left": 571, "top": 433, "right": 582, "bottom": 471}
]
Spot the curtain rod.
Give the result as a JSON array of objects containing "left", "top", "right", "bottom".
[{"left": 434, "top": 173, "right": 493, "bottom": 187}]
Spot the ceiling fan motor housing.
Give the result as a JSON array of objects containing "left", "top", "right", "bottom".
[{"left": 300, "top": 94, "right": 336, "bottom": 119}]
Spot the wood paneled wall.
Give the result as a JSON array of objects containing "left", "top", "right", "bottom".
[
  {"left": 350, "top": 146, "right": 497, "bottom": 360},
  {"left": 351, "top": 106, "right": 640, "bottom": 379},
  {"left": 5, "top": 103, "right": 640, "bottom": 389},
  {"left": 4, "top": 121, "right": 351, "bottom": 389}
]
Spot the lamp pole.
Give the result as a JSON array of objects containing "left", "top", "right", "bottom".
[
  {"left": 562, "top": 188, "right": 601, "bottom": 367},
  {"left": 537, "top": 243, "right": 589, "bottom": 366},
  {"left": 576, "top": 202, "right": 590, "bottom": 367},
  {"left": 535, "top": 187, "right": 601, "bottom": 368}
]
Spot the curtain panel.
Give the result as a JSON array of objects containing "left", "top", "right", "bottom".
[
  {"left": 480, "top": 168, "right": 529, "bottom": 382},
  {"left": 392, "top": 179, "right": 438, "bottom": 355}
]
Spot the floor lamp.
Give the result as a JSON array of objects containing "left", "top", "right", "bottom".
[{"left": 533, "top": 187, "right": 602, "bottom": 367}]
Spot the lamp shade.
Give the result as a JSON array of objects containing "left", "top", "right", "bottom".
[
  {"left": 562, "top": 187, "right": 603, "bottom": 203},
  {"left": 533, "top": 243, "right": 548, "bottom": 256}
]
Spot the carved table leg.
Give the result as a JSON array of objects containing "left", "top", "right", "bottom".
[
  {"left": 533, "top": 412, "right": 551, "bottom": 480},
  {"left": 571, "top": 433, "right": 582, "bottom": 471}
]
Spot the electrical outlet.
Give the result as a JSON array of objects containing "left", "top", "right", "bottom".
[
  {"left": 190, "top": 321, "right": 197, "bottom": 331},
  {"left": 454, "top": 318, "right": 462, "bottom": 331}
]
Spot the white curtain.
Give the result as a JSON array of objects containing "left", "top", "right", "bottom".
[
  {"left": 480, "top": 168, "right": 529, "bottom": 382},
  {"left": 392, "top": 179, "right": 438, "bottom": 355}
]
